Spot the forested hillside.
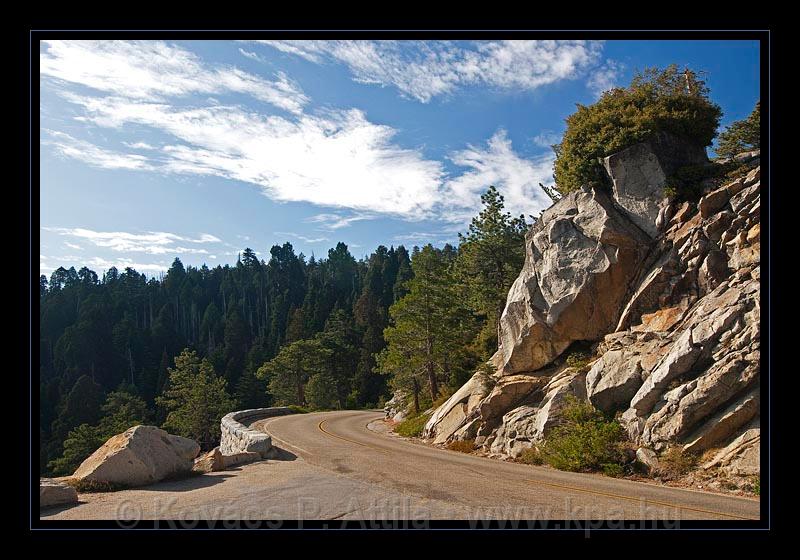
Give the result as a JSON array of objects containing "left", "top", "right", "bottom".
[{"left": 39, "top": 187, "right": 529, "bottom": 475}]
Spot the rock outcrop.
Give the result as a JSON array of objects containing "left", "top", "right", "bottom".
[
  {"left": 423, "top": 136, "right": 760, "bottom": 486},
  {"left": 602, "top": 131, "right": 708, "bottom": 237},
  {"left": 72, "top": 425, "right": 200, "bottom": 487},
  {"left": 40, "top": 478, "right": 78, "bottom": 509},
  {"left": 497, "top": 185, "right": 650, "bottom": 375}
]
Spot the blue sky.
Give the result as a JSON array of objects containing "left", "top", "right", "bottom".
[{"left": 39, "top": 39, "right": 760, "bottom": 276}]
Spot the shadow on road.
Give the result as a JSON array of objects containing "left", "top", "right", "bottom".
[{"left": 269, "top": 446, "right": 298, "bottom": 461}]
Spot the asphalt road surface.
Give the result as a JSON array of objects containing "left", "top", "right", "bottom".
[{"left": 41, "top": 410, "right": 760, "bottom": 523}]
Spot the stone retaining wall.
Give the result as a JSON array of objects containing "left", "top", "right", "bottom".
[{"left": 219, "top": 407, "right": 294, "bottom": 458}]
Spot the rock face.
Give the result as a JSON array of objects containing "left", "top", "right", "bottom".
[
  {"left": 422, "top": 139, "right": 759, "bottom": 486},
  {"left": 602, "top": 131, "right": 708, "bottom": 237},
  {"left": 73, "top": 425, "right": 200, "bottom": 487},
  {"left": 497, "top": 185, "right": 650, "bottom": 375},
  {"left": 40, "top": 478, "right": 78, "bottom": 509},
  {"left": 192, "top": 447, "right": 225, "bottom": 473}
]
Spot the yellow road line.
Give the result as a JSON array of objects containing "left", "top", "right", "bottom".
[
  {"left": 522, "top": 478, "right": 757, "bottom": 520},
  {"left": 323, "top": 414, "right": 756, "bottom": 521}
]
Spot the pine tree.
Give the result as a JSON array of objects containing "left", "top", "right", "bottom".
[
  {"left": 377, "top": 245, "right": 475, "bottom": 404},
  {"left": 456, "top": 186, "right": 528, "bottom": 357},
  {"left": 157, "top": 349, "right": 235, "bottom": 449},
  {"left": 716, "top": 100, "right": 760, "bottom": 158},
  {"left": 256, "top": 339, "right": 331, "bottom": 406}
]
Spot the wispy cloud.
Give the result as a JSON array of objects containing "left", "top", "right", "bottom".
[
  {"left": 40, "top": 254, "right": 170, "bottom": 275},
  {"left": 43, "top": 130, "right": 154, "bottom": 170},
  {"left": 43, "top": 227, "right": 222, "bottom": 255},
  {"left": 532, "top": 130, "right": 562, "bottom": 149},
  {"left": 123, "top": 141, "right": 157, "bottom": 150},
  {"left": 444, "top": 129, "right": 554, "bottom": 222},
  {"left": 305, "top": 212, "right": 374, "bottom": 230},
  {"left": 256, "top": 40, "right": 604, "bottom": 102},
  {"left": 238, "top": 48, "right": 266, "bottom": 63},
  {"left": 56, "top": 94, "right": 446, "bottom": 219},
  {"left": 40, "top": 40, "right": 308, "bottom": 114},
  {"left": 587, "top": 59, "right": 625, "bottom": 98},
  {"left": 274, "top": 231, "right": 329, "bottom": 244}
]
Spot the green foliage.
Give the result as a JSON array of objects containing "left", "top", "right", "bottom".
[
  {"left": 664, "top": 159, "right": 758, "bottom": 202},
  {"left": 716, "top": 101, "right": 760, "bottom": 159},
  {"left": 305, "top": 371, "right": 339, "bottom": 410},
  {"left": 518, "top": 447, "right": 544, "bottom": 465},
  {"left": 377, "top": 245, "right": 476, "bottom": 411},
  {"left": 287, "top": 405, "right": 310, "bottom": 414},
  {"left": 40, "top": 241, "right": 416, "bottom": 473},
  {"left": 753, "top": 476, "right": 760, "bottom": 496},
  {"left": 394, "top": 413, "right": 430, "bottom": 438},
  {"left": 540, "top": 397, "right": 627, "bottom": 473},
  {"left": 257, "top": 338, "right": 331, "bottom": 407},
  {"left": 554, "top": 65, "right": 722, "bottom": 193},
  {"left": 456, "top": 186, "right": 528, "bottom": 356},
  {"left": 157, "top": 349, "right": 235, "bottom": 449},
  {"left": 565, "top": 350, "right": 593, "bottom": 372},
  {"left": 47, "top": 423, "right": 104, "bottom": 476},
  {"left": 47, "top": 386, "right": 150, "bottom": 476}
]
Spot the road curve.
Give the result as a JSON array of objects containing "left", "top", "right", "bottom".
[
  {"left": 40, "top": 410, "right": 760, "bottom": 522},
  {"left": 254, "top": 410, "right": 760, "bottom": 521}
]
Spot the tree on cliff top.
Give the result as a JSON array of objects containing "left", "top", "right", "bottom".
[
  {"left": 715, "top": 100, "right": 760, "bottom": 159},
  {"left": 553, "top": 65, "right": 722, "bottom": 193}
]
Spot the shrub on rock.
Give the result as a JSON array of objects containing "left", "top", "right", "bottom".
[{"left": 554, "top": 65, "right": 722, "bottom": 194}]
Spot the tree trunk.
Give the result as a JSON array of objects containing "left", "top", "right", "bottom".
[{"left": 426, "top": 360, "right": 438, "bottom": 402}]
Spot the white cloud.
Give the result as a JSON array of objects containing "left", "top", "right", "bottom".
[
  {"left": 274, "top": 231, "right": 329, "bottom": 244},
  {"left": 305, "top": 212, "right": 374, "bottom": 230},
  {"left": 255, "top": 40, "right": 604, "bottom": 102},
  {"left": 63, "top": 242, "right": 83, "bottom": 250},
  {"left": 238, "top": 48, "right": 266, "bottom": 62},
  {"left": 124, "top": 141, "right": 157, "bottom": 150},
  {"left": 532, "top": 130, "right": 562, "bottom": 149},
  {"left": 43, "top": 227, "right": 222, "bottom": 255},
  {"left": 57, "top": 94, "right": 446, "bottom": 219},
  {"left": 40, "top": 40, "right": 308, "bottom": 114},
  {"left": 588, "top": 59, "right": 625, "bottom": 97},
  {"left": 444, "top": 129, "right": 555, "bottom": 222},
  {"left": 43, "top": 130, "right": 154, "bottom": 170}
]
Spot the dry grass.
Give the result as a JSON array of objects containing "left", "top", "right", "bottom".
[{"left": 446, "top": 439, "right": 475, "bottom": 454}]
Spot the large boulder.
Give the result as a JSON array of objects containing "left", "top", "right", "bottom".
[
  {"left": 498, "top": 186, "right": 650, "bottom": 375},
  {"left": 40, "top": 478, "right": 78, "bottom": 509},
  {"left": 602, "top": 131, "right": 708, "bottom": 237},
  {"left": 73, "top": 425, "right": 200, "bottom": 487},
  {"left": 488, "top": 367, "right": 587, "bottom": 457}
]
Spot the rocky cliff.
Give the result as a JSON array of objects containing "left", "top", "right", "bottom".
[{"left": 423, "top": 133, "right": 761, "bottom": 486}]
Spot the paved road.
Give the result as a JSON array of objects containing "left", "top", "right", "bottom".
[
  {"left": 41, "top": 410, "right": 759, "bottom": 522},
  {"left": 255, "top": 410, "right": 759, "bottom": 521}
]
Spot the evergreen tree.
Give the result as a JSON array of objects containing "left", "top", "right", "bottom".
[
  {"left": 256, "top": 339, "right": 331, "bottom": 406},
  {"left": 377, "top": 245, "right": 475, "bottom": 404},
  {"left": 456, "top": 186, "right": 528, "bottom": 357},
  {"left": 157, "top": 349, "right": 235, "bottom": 449},
  {"left": 716, "top": 100, "right": 760, "bottom": 158}
]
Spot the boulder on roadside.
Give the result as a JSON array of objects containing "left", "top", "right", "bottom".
[
  {"left": 73, "top": 425, "right": 200, "bottom": 488},
  {"left": 40, "top": 478, "right": 78, "bottom": 509},
  {"left": 192, "top": 447, "right": 225, "bottom": 473}
]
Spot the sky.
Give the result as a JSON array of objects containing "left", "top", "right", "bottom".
[{"left": 39, "top": 39, "right": 760, "bottom": 277}]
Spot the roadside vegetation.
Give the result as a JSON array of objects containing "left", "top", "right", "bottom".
[{"left": 516, "top": 398, "right": 627, "bottom": 478}]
